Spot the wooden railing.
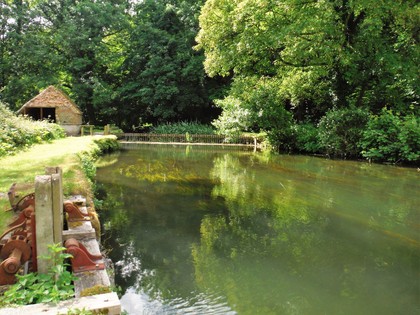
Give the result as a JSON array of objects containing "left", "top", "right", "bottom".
[
  {"left": 80, "top": 125, "right": 94, "bottom": 136},
  {"left": 117, "top": 133, "right": 260, "bottom": 146}
]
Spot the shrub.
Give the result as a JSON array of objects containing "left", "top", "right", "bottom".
[
  {"left": 151, "top": 121, "right": 215, "bottom": 134},
  {"left": 360, "top": 109, "right": 419, "bottom": 164},
  {"left": 399, "top": 115, "right": 420, "bottom": 163},
  {"left": 93, "top": 138, "right": 120, "bottom": 155},
  {"left": 212, "top": 96, "right": 253, "bottom": 140},
  {"left": 292, "top": 122, "right": 322, "bottom": 154},
  {"left": 318, "top": 107, "right": 369, "bottom": 158},
  {"left": 0, "top": 102, "right": 65, "bottom": 157}
]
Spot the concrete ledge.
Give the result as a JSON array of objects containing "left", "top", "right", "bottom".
[
  {"left": 0, "top": 292, "right": 120, "bottom": 315},
  {"left": 62, "top": 228, "right": 96, "bottom": 241},
  {"left": 63, "top": 198, "right": 113, "bottom": 298}
]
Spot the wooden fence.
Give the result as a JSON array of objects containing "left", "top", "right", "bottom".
[{"left": 117, "top": 133, "right": 260, "bottom": 146}]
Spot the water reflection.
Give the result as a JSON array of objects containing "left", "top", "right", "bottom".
[
  {"left": 121, "top": 288, "right": 236, "bottom": 315},
  {"left": 96, "top": 145, "right": 420, "bottom": 315}
]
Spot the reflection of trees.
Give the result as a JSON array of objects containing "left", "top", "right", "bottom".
[
  {"left": 196, "top": 154, "right": 328, "bottom": 313},
  {"left": 99, "top": 179, "right": 212, "bottom": 299},
  {"left": 96, "top": 146, "right": 420, "bottom": 314},
  {"left": 192, "top": 153, "right": 420, "bottom": 314},
  {"left": 209, "top": 154, "right": 322, "bottom": 263},
  {"left": 97, "top": 146, "right": 227, "bottom": 302}
]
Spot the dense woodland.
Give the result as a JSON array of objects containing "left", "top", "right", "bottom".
[{"left": 1, "top": 0, "right": 419, "bottom": 163}]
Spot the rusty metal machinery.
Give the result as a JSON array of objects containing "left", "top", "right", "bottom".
[
  {"left": 0, "top": 201, "right": 37, "bottom": 284},
  {"left": 64, "top": 201, "right": 91, "bottom": 222},
  {"left": 7, "top": 183, "right": 35, "bottom": 212},
  {"left": 8, "top": 205, "right": 34, "bottom": 229},
  {"left": 65, "top": 238, "right": 105, "bottom": 273},
  {"left": 0, "top": 235, "right": 32, "bottom": 285},
  {"left": 1, "top": 185, "right": 107, "bottom": 285}
]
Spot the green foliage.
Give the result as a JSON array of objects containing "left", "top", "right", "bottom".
[
  {"left": 0, "top": 244, "right": 77, "bottom": 306},
  {"left": 212, "top": 76, "right": 293, "bottom": 149},
  {"left": 151, "top": 121, "right": 215, "bottom": 134},
  {"left": 318, "top": 107, "right": 369, "bottom": 158},
  {"left": 116, "top": 0, "right": 224, "bottom": 129},
  {"left": 196, "top": 0, "right": 419, "bottom": 153},
  {"left": 292, "top": 123, "right": 322, "bottom": 154},
  {"left": 360, "top": 109, "right": 420, "bottom": 164},
  {"left": 212, "top": 96, "right": 253, "bottom": 140},
  {"left": 79, "top": 154, "right": 97, "bottom": 183},
  {"left": 78, "top": 137, "right": 120, "bottom": 183},
  {"left": 93, "top": 138, "right": 121, "bottom": 155},
  {"left": 1, "top": 0, "right": 224, "bottom": 128},
  {"left": 0, "top": 102, "right": 65, "bottom": 157}
]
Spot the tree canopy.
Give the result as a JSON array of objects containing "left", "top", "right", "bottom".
[
  {"left": 0, "top": 0, "right": 224, "bottom": 127},
  {"left": 1, "top": 0, "right": 418, "bottom": 161},
  {"left": 196, "top": 0, "right": 419, "bottom": 142}
]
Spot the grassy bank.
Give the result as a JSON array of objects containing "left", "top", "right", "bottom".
[{"left": 0, "top": 136, "right": 118, "bottom": 231}]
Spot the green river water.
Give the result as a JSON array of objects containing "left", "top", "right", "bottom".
[{"left": 95, "top": 144, "right": 419, "bottom": 315}]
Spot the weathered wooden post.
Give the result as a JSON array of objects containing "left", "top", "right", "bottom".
[
  {"left": 104, "top": 124, "right": 110, "bottom": 135},
  {"left": 34, "top": 167, "right": 63, "bottom": 274},
  {"left": 34, "top": 175, "right": 54, "bottom": 274},
  {"left": 45, "top": 167, "right": 63, "bottom": 246}
]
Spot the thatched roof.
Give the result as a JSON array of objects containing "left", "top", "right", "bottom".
[{"left": 17, "top": 86, "right": 82, "bottom": 115}]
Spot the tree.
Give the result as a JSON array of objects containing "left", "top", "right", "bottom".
[
  {"left": 0, "top": 0, "right": 61, "bottom": 107},
  {"left": 196, "top": 0, "right": 419, "bottom": 147},
  {"left": 37, "top": 0, "right": 129, "bottom": 124},
  {"left": 1, "top": 0, "right": 225, "bottom": 128},
  {"left": 0, "top": 0, "right": 129, "bottom": 124},
  {"left": 118, "top": 0, "right": 224, "bottom": 130}
]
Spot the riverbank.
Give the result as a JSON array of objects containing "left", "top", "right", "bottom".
[{"left": 0, "top": 135, "right": 119, "bottom": 231}]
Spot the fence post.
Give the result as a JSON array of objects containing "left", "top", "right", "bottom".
[
  {"left": 35, "top": 175, "right": 54, "bottom": 274},
  {"left": 45, "top": 167, "right": 63, "bottom": 246}
]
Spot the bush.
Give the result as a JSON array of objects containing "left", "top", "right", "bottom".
[
  {"left": 0, "top": 102, "right": 65, "bottom": 157},
  {"left": 292, "top": 122, "right": 322, "bottom": 154},
  {"left": 360, "top": 109, "right": 419, "bottom": 164},
  {"left": 151, "top": 121, "right": 215, "bottom": 134},
  {"left": 318, "top": 107, "right": 369, "bottom": 158}
]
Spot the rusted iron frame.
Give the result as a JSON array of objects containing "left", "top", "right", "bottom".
[
  {"left": 64, "top": 201, "right": 91, "bottom": 222},
  {"left": 6, "top": 183, "right": 35, "bottom": 212},
  {"left": 65, "top": 238, "right": 104, "bottom": 273}
]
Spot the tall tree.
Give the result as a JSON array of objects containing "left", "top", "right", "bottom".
[
  {"left": 0, "top": 0, "right": 61, "bottom": 107},
  {"left": 38, "top": 0, "right": 129, "bottom": 123},
  {"left": 196, "top": 0, "right": 419, "bottom": 139},
  {"left": 1, "top": 0, "right": 224, "bottom": 128},
  {"left": 118, "top": 0, "right": 224, "bottom": 130}
]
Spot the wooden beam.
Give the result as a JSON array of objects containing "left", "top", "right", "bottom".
[
  {"left": 35, "top": 175, "right": 54, "bottom": 274},
  {"left": 45, "top": 167, "right": 63, "bottom": 245}
]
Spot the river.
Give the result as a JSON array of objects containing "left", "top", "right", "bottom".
[{"left": 95, "top": 144, "right": 419, "bottom": 315}]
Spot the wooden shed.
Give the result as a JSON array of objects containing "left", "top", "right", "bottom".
[{"left": 17, "top": 86, "right": 83, "bottom": 136}]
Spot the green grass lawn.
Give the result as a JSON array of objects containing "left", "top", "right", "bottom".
[{"left": 0, "top": 136, "right": 111, "bottom": 231}]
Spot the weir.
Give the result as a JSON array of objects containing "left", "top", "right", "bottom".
[
  {"left": 0, "top": 167, "right": 120, "bottom": 314},
  {"left": 118, "top": 132, "right": 260, "bottom": 148}
]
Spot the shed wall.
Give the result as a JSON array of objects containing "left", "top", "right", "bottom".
[{"left": 56, "top": 107, "right": 82, "bottom": 125}]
